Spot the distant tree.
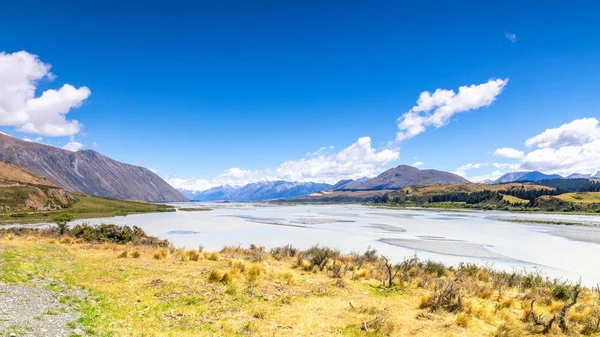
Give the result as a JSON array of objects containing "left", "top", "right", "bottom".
[{"left": 53, "top": 213, "right": 73, "bottom": 235}]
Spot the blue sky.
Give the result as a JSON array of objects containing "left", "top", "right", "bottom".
[{"left": 1, "top": 1, "right": 600, "bottom": 190}]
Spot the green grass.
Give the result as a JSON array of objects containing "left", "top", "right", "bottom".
[
  {"left": 501, "top": 194, "right": 528, "bottom": 204},
  {"left": 555, "top": 192, "right": 600, "bottom": 204},
  {"left": 0, "top": 193, "right": 174, "bottom": 225}
]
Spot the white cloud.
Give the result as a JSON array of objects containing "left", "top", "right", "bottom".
[
  {"left": 453, "top": 163, "right": 483, "bottom": 177},
  {"left": 412, "top": 161, "right": 423, "bottom": 167},
  {"left": 505, "top": 32, "right": 517, "bottom": 43},
  {"left": 525, "top": 118, "right": 599, "bottom": 149},
  {"left": 480, "top": 117, "right": 600, "bottom": 177},
  {"left": 23, "top": 136, "right": 43, "bottom": 143},
  {"left": 62, "top": 141, "right": 83, "bottom": 152},
  {"left": 493, "top": 147, "right": 525, "bottom": 159},
  {"left": 168, "top": 137, "right": 399, "bottom": 191},
  {"left": 493, "top": 162, "right": 522, "bottom": 171},
  {"left": 0, "top": 51, "right": 91, "bottom": 137},
  {"left": 396, "top": 79, "right": 509, "bottom": 141},
  {"left": 148, "top": 168, "right": 159, "bottom": 174}
]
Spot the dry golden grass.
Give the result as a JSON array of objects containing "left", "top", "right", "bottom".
[{"left": 1, "top": 237, "right": 599, "bottom": 337}]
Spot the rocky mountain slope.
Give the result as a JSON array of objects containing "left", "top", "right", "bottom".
[
  {"left": 0, "top": 133, "right": 185, "bottom": 202},
  {"left": 185, "top": 181, "right": 332, "bottom": 201},
  {"left": 335, "top": 165, "right": 470, "bottom": 190}
]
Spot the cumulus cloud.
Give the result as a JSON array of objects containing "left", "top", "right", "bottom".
[
  {"left": 453, "top": 163, "right": 483, "bottom": 177},
  {"left": 396, "top": 79, "right": 509, "bottom": 141},
  {"left": 524, "top": 118, "right": 599, "bottom": 149},
  {"left": 0, "top": 51, "right": 90, "bottom": 137},
  {"left": 478, "top": 117, "right": 600, "bottom": 177},
  {"left": 168, "top": 137, "right": 399, "bottom": 191},
  {"left": 493, "top": 147, "right": 525, "bottom": 159},
  {"left": 412, "top": 161, "right": 423, "bottom": 167},
  {"left": 505, "top": 32, "right": 517, "bottom": 43},
  {"left": 62, "top": 141, "right": 83, "bottom": 152}
]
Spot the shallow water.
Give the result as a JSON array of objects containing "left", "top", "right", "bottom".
[{"left": 68, "top": 203, "right": 600, "bottom": 285}]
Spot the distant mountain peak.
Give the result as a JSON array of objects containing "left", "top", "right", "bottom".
[
  {"left": 333, "top": 165, "right": 469, "bottom": 190},
  {"left": 494, "top": 171, "right": 563, "bottom": 184}
]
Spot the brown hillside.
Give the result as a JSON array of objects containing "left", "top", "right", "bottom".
[
  {"left": 0, "top": 161, "right": 56, "bottom": 186},
  {"left": 397, "top": 183, "right": 555, "bottom": 197}
]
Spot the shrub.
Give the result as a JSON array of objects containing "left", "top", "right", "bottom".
[
  {"left": 423, "top": 260, "right": 447, "bottom": 277},
  {"left": 270, "top": 244, "right": 298, "bottom": 260},
  {"left": 423, "top": 280, "right": 463, "bottom": 313},
  {"left": 70, "top": 223, "right": 168, "bottom": 246},
  {"left": 552, "top": 284, "right": 572, "bottom": 301},
  {"left": 247, "top": 245, "right": 268, "bottom": 262},
  {"left": 299, "top": 245, "right": 340, "bottom": 271}
]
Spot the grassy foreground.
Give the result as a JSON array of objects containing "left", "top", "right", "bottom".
[
  {"left": 0, "top": 193, "right": 174, "bottom": 224},
  {"left": 2, "top": 231, "right": 600, "bottom": 337}
]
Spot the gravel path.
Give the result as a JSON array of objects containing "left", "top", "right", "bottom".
[{"left": 0, "top": 282, "right": 88, "bottom": 337}]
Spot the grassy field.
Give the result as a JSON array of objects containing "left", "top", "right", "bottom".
[
  {"left": 502, "top": 194, "right": 529, "bottom": 205},
  {"left": 1, "top": 234, "right": 599, "bottom": 336},
  {"left": 555, "top": 192, "right": 600, "bottom": 204},
  {"left": 0, "top": 193, "right": 174, "bottom": 224}
]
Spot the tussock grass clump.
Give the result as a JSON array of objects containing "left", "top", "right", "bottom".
[
  {"left": 493, "top": 318, "right": 523, "bottom": 337},
  {"left": 229, "top": 259, "right": 246, "bottom": 272},
  {"left": 131, "top": 250, "right": 141, "bottom": 258},
  {"left": 454, "top": 312, "right": 471, "bottom": 327},
  {"left": 280, "top": 271, "right": 294, "bottom": 285},
  {"left": 153, "top": 248, "right": 170, "bottom": 260},
  {"left": 47, "top": 238, "right": 57, "bottom": 244},
  {"left": 205, "top": 252, "right": 220, "bottom": 261},
  {"left": 118, "top": 251, "right": 129, "bottom": 258},
  {"left": 59, "top": 236, "right": 74, "bottom": 244},
  {"left": 208, "top": 269, "right": 224, "bottom": 282},
  {"left": 186, "top": 250, "right": 201, "bottom": 261},
  {"left": 247, "top": 264, "right": 265, "bottom": 283}
]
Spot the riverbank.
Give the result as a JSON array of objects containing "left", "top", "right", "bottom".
[
  {"left": 1, "top": 230, "right": 598, "bottom": 336},
  {"left": 0, "top": 193, "right": 175, "bottom": 225}
]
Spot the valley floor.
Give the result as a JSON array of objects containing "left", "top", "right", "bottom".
[{"left": 1, "top": 235, "right": 599, "bottom": 337}]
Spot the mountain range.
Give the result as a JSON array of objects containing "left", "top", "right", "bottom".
[
  {"left": 182, "top": 165, "right": 471, "bottom": 202},
  {"left": 0, "top": 133, "right": 185, "bottom": 202},
  {"left": 184, "top": 181, "right": 332, "bottom": 201}
]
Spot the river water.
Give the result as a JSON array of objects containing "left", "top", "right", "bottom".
[{"left": 68, "top": 203, "right": 600, "bottom": 285}]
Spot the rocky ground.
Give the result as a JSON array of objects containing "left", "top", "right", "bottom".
[{"left": 0, "top": 281, "right": 88, "bottom": 337}]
